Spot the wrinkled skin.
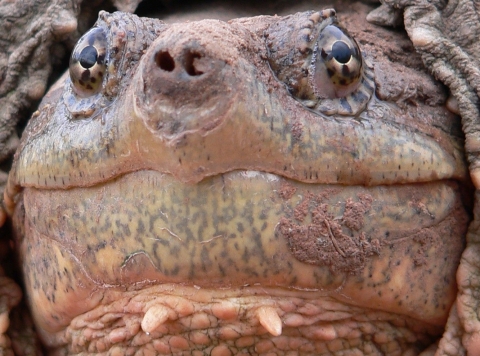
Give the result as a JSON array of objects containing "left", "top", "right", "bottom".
[
  {"left": 2, "top": 0, "right": 480, "bottom": 355},
  {"left": 369, "top": 1, "right": 480, "bottom": 354},
  {"left": 0, "top": 0, "right": 161, "bottom": 211}
]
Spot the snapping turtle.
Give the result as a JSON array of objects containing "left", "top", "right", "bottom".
[{"left": 1, "top": 1, "right": 478, "bottom": 355}]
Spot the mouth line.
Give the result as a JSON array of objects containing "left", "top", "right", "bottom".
[
  {"left": 20, "top": 167, "right": 469, "bottom": 328},
  {"left": 204, "top": 168, "right": 461, "bottom": 187},
  {"left": 24, "top": 168, "right": 466, "bottom": 285}
]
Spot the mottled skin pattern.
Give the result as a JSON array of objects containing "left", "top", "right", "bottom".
[
  {"left": 0, "top": 2, "right": 117, "bottom": 354},
  {"left": 0, "top": 0, "right": 476, "bottom": 354}
]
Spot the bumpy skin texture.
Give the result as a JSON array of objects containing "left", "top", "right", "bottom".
[
  {"left": 4, "top": 3, "right": 474, "bottom": 354},
  {"left": 0, "top": 2, "right": 93, "bottom": 353},
  {"left": 368, "top": 1, "right": 480, "bottom": 354},
  {"left": 0, "top": 0, "right": 79, "bottom": 224},
  {"left": 0, "top": 0, "right": 152, "bottom": 210}
]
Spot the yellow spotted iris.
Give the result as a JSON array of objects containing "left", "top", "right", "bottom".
[{"left": 69, "top": 27, "right": 108, "bottom": 97}]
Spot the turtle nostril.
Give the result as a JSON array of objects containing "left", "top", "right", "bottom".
[
  {"left": 184, "top": 51, "right": 204, "bottom": 76},
  {"left": 155, "top": 50, "right": 175, "bottom": 72}
]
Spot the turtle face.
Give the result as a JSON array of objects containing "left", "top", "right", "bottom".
[{"left": 5, "top": 10, "right": 471, "bottom": 354}]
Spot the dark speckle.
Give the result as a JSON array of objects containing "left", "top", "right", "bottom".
[
  {"left": 321, "top": 48, "right": 328, "bottom": 59},
  {"left": 237, "top": 223, "right": 244, "bottom": 233}
]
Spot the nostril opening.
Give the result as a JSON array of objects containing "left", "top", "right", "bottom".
[
  {"left": 155, "top": 51, "right": 175, "bottom": 72},
  {"left": 184, "top": 51, "right": 204, "bottom": 76}
]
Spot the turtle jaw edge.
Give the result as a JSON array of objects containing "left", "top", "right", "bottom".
[{"left": 14, "top": 169, "right": 469, "bottom": 336}]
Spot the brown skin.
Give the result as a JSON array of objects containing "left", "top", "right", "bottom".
[
  {"left": 369, "top": 1, "right": 480, "bottom": 354},
  {"left": 0, "top": 1, "right": 160, "bottom": 353},
  {"left": 1, "top": 1, "right": 476, "bottom": 355},
  {"left": 0, "top": 3, "right": 142, "bottom": 351},
  {"left": 3, "top": 4, "right": 468, "bottom": 353},
  {"left": 0, "top": 0, "right": 161, "bottom": 205}
]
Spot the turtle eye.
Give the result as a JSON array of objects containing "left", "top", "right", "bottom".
[
  {"left": 69, "top": 27, "right": 107, "bottom": 97},
  {"left": 311, "top": 25, "right": 363, "bottom": 99},
  {"left": 266, "top": 11, "right": 374, "bottom": 116}
]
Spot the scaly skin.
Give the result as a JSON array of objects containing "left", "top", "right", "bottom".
[{"left": 4, "top": 7, "right": 473, "bottom": 355}]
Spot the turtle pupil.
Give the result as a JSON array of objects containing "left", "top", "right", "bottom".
[
  {"left": 79, "top": 45, "right": 98, "bottom": 69},
  {"left": 331, "top": 41, "right": 351, "bottom": 64}
]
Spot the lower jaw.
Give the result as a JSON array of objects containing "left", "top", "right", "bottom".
[
  {"left": 17, "top": 170, "right": 469, "bottom": 338},
  {"left": 48, "top": 284, "right": 442, "bottom": 354}
]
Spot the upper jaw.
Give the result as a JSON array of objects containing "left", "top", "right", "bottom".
[
  {"left": 5, "top": 14, "right": 468, "bottom": 205},
  {"left": 6, "top": 51, "right": 468, "bottom": 197}
]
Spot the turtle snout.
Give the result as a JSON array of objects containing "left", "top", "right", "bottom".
[{"left": 135, "top": 35, "right": 233, "bottom": 139}]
